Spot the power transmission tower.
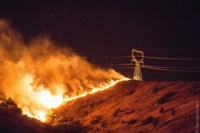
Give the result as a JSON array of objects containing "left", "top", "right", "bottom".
[{"left": 131, "top": 49, "right": 144, "bottom": 81}]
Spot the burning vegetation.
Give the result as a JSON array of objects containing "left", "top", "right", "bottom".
[{"left": 0, "top": 19, "right": 127, "bottom": 122}]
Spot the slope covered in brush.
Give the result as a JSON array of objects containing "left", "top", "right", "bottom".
[
  {"left": 0, "top": 80, "right": 199, "bottom": 133},
  {"left": 54, "top": 80, "right": 199, "bottom": 133}
]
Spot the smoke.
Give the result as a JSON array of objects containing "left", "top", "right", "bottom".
[{"left": 0, "top": 19, "right": 125, "bottom": 119}]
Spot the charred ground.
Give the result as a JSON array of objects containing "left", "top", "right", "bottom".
[{"left": 0, "top": 80, "right": 199, "bottom": 133}]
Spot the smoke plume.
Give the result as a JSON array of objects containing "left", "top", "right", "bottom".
[{"left": 0, "top": 19, "right": 125, "bottom": 120}]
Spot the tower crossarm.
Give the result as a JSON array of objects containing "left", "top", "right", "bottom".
[{"left": 131, "top": 49, "right": 144, "bottom": 81}]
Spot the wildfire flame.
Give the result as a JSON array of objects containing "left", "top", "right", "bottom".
[{"left": 0, "top": 19, "right": 128, "bottom": 122}]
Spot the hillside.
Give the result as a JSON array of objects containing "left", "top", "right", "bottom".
[
  {"left": 54, "top": 80, "right": 199, "bottom": 133},
  {"left": 0, "top": 106, "right": 49, "bottom": 133},
  {"left": 0, "top": 80, "right": 199, "bottom": 133}
]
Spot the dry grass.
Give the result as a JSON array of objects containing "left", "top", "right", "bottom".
[{"left": 0, "top": 81, "right": 198, "bottom": 133}]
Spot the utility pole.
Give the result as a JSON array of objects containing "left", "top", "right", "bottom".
[{"left": 131, "top": 49, "right": 144, "bottom": 81}]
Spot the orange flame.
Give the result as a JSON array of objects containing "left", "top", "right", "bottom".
[
  {"left": 23, "top": 77, "right": 129, "bottom": 122},
  {"left": 0, "top": 19, "right": 128, "bottom": 122}
]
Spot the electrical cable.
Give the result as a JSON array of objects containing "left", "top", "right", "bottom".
[
  {"left": 141, "top": 48, "right": 200, "bottom": 52},
  {"left": 98, "top": 48, "right": 200, "bottom": 52},
  {"left": 90, "top": 48, "right": 200, "bottom": 73},
  {"left": 105, "top": 64, "right": 200, "bottom": 69},
  {"left": 107, "top": 64, "right": 200, "bottom": 72},
  {"left": 112, "top": 66, "right": 200, "bottom": 72},
  {"left": 90, "top": 55, "right": 200, "bottom": 60},
  {"left": 143, "top": 66, "right": 200, "bottom": 73},
  {"left": 143, "top": 65, "right": 200, "bottom": 70},
  {"left": 144, "top": 56, "right": 200, "bottom": 60},
  {"left": 92, "top": 55, "right": 200, "bottom": 60}
]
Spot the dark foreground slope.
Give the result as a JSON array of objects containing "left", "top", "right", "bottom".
[
  {"left": 0, "top": 104, "right": 85, "bottom": 133},
  {"left": 0, "top": 81, "right": 199, "bottom": 133},
  {"left": 0, "top": 106, "right": 50, "bottom": 133},
  {"left": 54, "top": 80, "right": 200, "bottom": 133}
]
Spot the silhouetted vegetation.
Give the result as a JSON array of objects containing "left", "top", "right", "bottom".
[
  {"left": 142, "top": 116, "right": 153, "bottom": 125},
  {"left": 0, "top": 97, "right": 22, "bottom": 114},
  {"left": 159, "top": 108, "right": 165, "bottom": 113},
  {"left": 126, "top": 90, "right": 135, "bottom": 95},
  {"left": 152, "top": 117, "right": 159, "bottom": 127},
  {"left": 138, "top": 131, "right": 144, "bottom": 133},
  {"left": 90, "top": 116, "right": 102, "bottom": 125},
  {"left": 46, "top": 114, "right": 74, "bottom": 124},
  {"left": 113, "top": 108, "right": 120, "bottom": 117},
  {"left": 46, "top": 114, "right": 63, "bottom": 124},
  {"left": 141, "top": 115, "right": 159, "bottom": 127},
  {"left": 121, "top": 120, "right": 126, "bottom": 124},
  {"left": 51, "top": 122, "right": 85, "bottom": 133},
  {"left": 153, "top": 86, "right": 161, "bottom": 93},
  {"left": 66, "top": 117, "right": 73, "bottom": 123},
  {"left": 157, "top": 91, "right": 177, "bottom": 104},
  {"left": 171, "top": 107, "right": 175, "bottom": 117},
  {"left": 127, "top": 119, "right": 137, "bottom": 125},
  {"left": 101, "top": 122, "right": 107, "bottom": 128},
  {"left": 90, "top": 99, "right": 104, "bottom": 108},
  {"left": 125, "top": 109, "right": 135, "bottom": 115}
]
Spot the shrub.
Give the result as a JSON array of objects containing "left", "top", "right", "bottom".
[
  {"left": 153, "top": 86, "right": 160, "bottom": 93},
  {"left": 46, "top": 114, "right": 55, "bottom": 124},
  {"left": 159, "top": 108, "right": 165, "bottom": 114},
  {"left": 125, "top": 110, "right": 135, "bottom": 115},
  {"left": 46, "top": 114, "right": 73, "bottom": 124},
  {"left": 101, "top": 122, "right": 107, "bottom": 128},
  {"left": 152, "top": 117, "right": 159, "bottom": 127},
  {"left": 142, "top": 116, "right": 153, "bottom": 125},
  {"left": 121, "top": 120, "right": 126, "bottom": 124},
  {"left": 52, "top": 123, "right": 84, "bottom": 133},
  {"left": 126, "top": 90, "right": 135, "bottom": 95},
  {"left": 171, "top": 107, "right": 175, "bottom": 117},
  {"left": 127, "top": 119, "right": 136, "bottom": 125},
  {"left": 0, "top": 97, "right": 22, "bottom": 114},
  {"left": 157, "top": 92, "right": 176, "bottom": 104},
  {"left": 90, "top": 116, "right": 102, "bottom": 125},
  {"left": 54, "top": 116, "right": 66, "bottom": 123},
  {"left": 66, "top": 117, "right": 73, "bottom": 123},
  {"left": 113, "top": 108, "right": 120, "bottom": 117},
  {"left": 11, "top": 106, "right": 22, "bottom": 114}
]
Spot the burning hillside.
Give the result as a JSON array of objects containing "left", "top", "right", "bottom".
[
  {"left": 0, "top": 19, "right": 126, "bottom": 121},
  {"left": 0, "top": 80, "right": 199, "bottom": 133}
]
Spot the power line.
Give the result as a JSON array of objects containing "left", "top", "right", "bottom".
[
  {"left": 90, "top": 48, "right": 200, "bottom": 74},
  {"left": 91, "top": 55, "right": 200, "bottom": 61},
  {"left": 144, "top": 56, "right": 200, "bottom": 60},
  {"left": 141, "top": 48, "right": 200, "bottom": 52},
  {"left": 106, "top": 64, "right": 200, "bottom": 69},
  {"left": 98, "top": 48, "right": 200, "bottom": 52},
  {"left": 143, "top": 65, "right": 200, "bottom": 70},
  {"left": 107, "top": 64, "right": 200, "bottom": 69},
  {"left": 112, "top": 66, "right": 200, "bottom": 73},
  {"left": 107, "top": 64, "right": 200, "bottom": 73},
  {"left": 143, "top": 66, "right": 200, "bottom": 73}
]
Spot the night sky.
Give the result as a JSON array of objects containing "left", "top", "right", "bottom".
[{"left": 0, "top": 1, "right": 199, "bottom": 81}]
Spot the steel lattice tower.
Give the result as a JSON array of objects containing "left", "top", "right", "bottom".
[{"left": 131, "top": 49, "right": 144, "bottom": 81}]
